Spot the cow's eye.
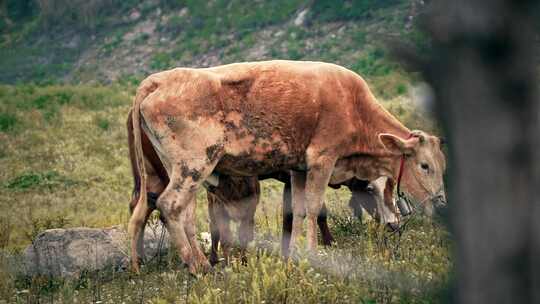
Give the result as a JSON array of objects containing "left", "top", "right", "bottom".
[{"left": 420, "top": 163, "right": 429, "bottom": 171}]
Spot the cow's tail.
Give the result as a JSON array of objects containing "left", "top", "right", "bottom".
[
  {"left": 128, "top": 78, "right": 158, "bottom": 272},
  {"left": 126, "top": 108, "right": 140, "bottom": 214}
]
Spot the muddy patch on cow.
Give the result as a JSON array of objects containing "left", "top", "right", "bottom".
[
  {"left": 179, "top": 161, "right": 202, "bottom": 182},
  {"left": 206, "top": 143, "right": 223, "bottom": 162}
]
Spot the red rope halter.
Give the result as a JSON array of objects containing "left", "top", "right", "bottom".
[{"left": 396, "top": 133, "right": 414, "bottom": 195}]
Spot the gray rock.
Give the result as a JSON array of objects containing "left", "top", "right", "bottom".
[
  {"left": 129, "top": 10, "right": 141, "bottom": 21},
  {"left": 294, "top": 8, "right": 309, "bottom": 26},
  {"left": 23, "top": 225, "right": 169, "bottom": 278}
]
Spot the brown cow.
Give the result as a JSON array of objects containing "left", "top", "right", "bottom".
[
  {"left": 127, "top": 110, "right": 399, "bottom": 266},
  {"left": 129, "top": 60, "right": 446, "bottom": 273},
  {"left": 127, "top": 112, "right": 366, "bottom": 265}
]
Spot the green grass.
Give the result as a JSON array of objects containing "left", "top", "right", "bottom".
[
  {"left": 0, "top": 84, "right": 132, "bottom": 249},
  {"left": 0, "top": 84, "right": 448, "bottom": 303}
]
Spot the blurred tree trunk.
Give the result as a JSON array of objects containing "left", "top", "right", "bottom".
[{"left": 417, "top": 0, "right": 540, "bottom": 302}]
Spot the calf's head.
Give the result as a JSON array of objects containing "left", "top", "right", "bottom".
[{"left": 379, "top": 130, "right": 447, "bottom": 215}]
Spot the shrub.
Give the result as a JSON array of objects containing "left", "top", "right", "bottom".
[
  {"left": 311, "top": 0, "right": 402, "bottom": 22},
  {"left": 5, "top": 171, "right": 77, "bottom": 191},
  {"left": 95, "top": 116, "right": 110, "bottom": 131},
  {"left": 4, "top": 0, "right": 38, "bottom": 22},
  {"left": 351, "top": 48, "right": 397, "bottom": 77},
  {"left": 286, "top": 40, "right": 304, "bottom": 60},
  {"left": 0, "top": 112, "right": 17, "bottom": 132},
  {"left": 150, "top": 52, "right": 173, "bottom": 70},
  {"left": 35, "top": 0, "right": 138, "bottom": 30},
  {"left": 352, "top": 30, "right": 367, "bottom": 45},
  {"left": 396, "top": 83, "right": 408, "bottom": 95}
]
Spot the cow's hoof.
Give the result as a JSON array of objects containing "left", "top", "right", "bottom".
[
  {"left": 386, "top": 222, "right": 400, "bottom": 232},
  {"left": 209, "top": 254, "right": 219, "bottom": 266},
  {"left": 194, "top": 257, "right": 212, "bottom": 274}
]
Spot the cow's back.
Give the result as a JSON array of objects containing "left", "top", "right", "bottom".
[{"left": 139, "top": 61, "right": 365, "bottom": 175}]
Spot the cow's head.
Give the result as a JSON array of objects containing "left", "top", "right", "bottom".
[{"left": 379, "top": 130, "right": 447, "bottom": 215}]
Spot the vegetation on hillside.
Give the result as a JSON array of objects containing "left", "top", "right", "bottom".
[{"left": 0, "top": 0, "right": 423, "bottom": 98}]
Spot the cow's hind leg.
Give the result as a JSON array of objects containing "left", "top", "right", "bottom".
[
  {"left": 129, "top": 200, "right": 153, "bottom": 271},
  {"left": 157, "top": 163, "right": 215, "bottom": 274},
  {"left": 152, "top": 146, "right": 220, "bottom": 274},
  {"left": 128, "top": 169, "right": 164, "bottom": 271}
]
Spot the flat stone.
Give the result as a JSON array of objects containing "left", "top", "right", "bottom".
[{"left": 23, "top": 225, "right": 169, "bottom": 278}]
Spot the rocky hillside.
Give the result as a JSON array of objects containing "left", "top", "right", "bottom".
[{"left": 0, "top": 0, "right": 426, "bottom": 98}]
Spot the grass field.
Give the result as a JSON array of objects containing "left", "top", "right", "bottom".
[{"left": 0, "top": 84, "right": 450, "bottom": 303}]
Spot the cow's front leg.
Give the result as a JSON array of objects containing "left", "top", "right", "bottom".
[{"left": 305, "top": 156, "right": 336, "bottom": 251}]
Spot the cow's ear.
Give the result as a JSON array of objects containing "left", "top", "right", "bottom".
[{"left": 379, "top": 133, "right": 418, "bottom": 155}]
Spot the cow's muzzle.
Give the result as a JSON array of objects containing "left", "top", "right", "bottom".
[
  {"left": 432, "top": 194, "right": 447, "bottom": 208},
  {"left": 430, "top": 193, "right": 448, "bottom": 219}
]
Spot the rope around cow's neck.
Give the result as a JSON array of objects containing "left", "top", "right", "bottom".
[
  {"left": 396, "top": 133, "right": 414, "bottom": 197},
  {"left": 391, "top": 133, "right": 417, "bottom": 237}
]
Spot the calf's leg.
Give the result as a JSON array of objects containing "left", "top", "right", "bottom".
[
  {"left": 317, "top": 203, "right": 334, "bottom": 246},
  {"left": 208, "top": 194, "right": 221, "bottom": 266},
  {"left": 237, "top": 178, "right": 259, "bottom": 264},
  {"left": 216, "top": 208, "right": 233, "bottom": 264},
  {"left": 238, "top": 217, "right": 255, "bottom": 264},
  {"left": 184, "top": 195, "right": 210, "bottom": 270},
  {"left": 289, "top": 171, "right": 307, "bottom": 256},
  {"left": 281, "top": 182, "right": 293, "bottom": 257}
]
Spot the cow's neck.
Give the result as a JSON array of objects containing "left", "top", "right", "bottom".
[
  {"left": 354, "top": 96, "right": 410, "bottom": 155},
  {"left": 349, "top": 95, "right": 411, "bottom": 180}
]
